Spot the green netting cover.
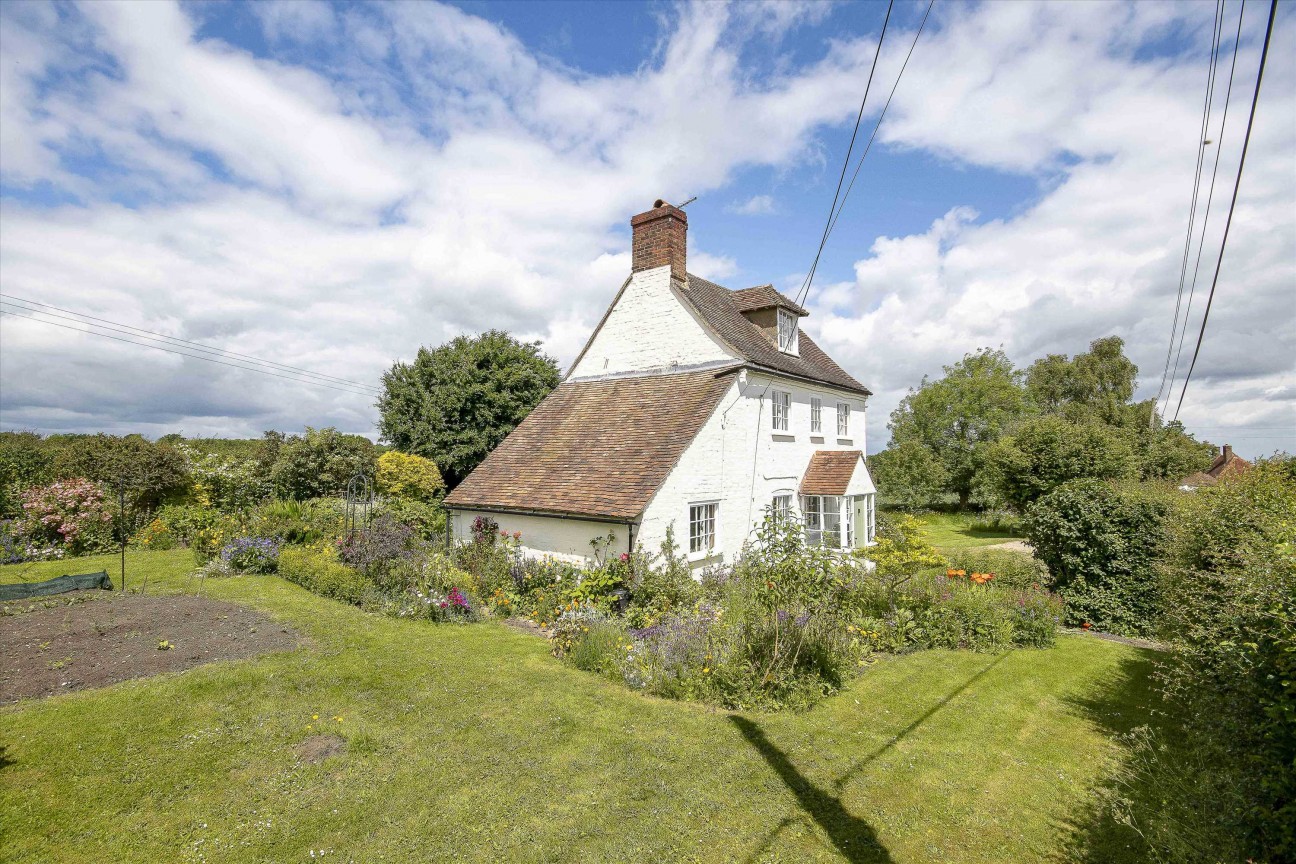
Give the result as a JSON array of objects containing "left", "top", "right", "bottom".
[{"left": 0, "top": 570, "right": 114, "bottom": 601}]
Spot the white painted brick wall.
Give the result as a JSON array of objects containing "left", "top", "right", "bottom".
[
  {"left": 451, "top": 509, "right": 629, "bottom": 565},
  {"left": 568, "top": 265, "right": 735, "bottom": 379},
  {"left": 639, "top": 371, "right": 872, "bottom": 567}
]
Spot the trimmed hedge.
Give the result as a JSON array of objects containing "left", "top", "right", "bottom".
[
  {"left": 278, "top": 546, "right": 373, "bottom": 606},
  {"left": 1023, "top": 479, "right": 1174, "bottom": 636}
]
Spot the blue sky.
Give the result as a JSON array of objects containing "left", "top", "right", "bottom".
[{"left": 1, "top": 0, "right": 1293, "bottom": 457}]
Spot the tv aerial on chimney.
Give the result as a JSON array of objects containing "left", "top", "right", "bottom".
[{"left": 678, "top": 196, "right": 697, "bottom": 208}]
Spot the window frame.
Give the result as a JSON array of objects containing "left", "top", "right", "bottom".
[
  {"left": 836, "top": 401, "right": 851, "bottom": 437},
  {"left": 777, "top": 308, "right": 799, "bottom": 354},
  {"left": 802, "top": 494, "right": 844, "bottom": 549},
  {"left": 810, "top": 397, "right": 822, "bottom": 433},
  {"left": 688, "top": 501, "right": 718, "bottom": 555},
  {"left": 771, "top": 390, "right": 791, "bottom": 432},
  {"left": 771, "top": 493, "right": 793, "bottom": 523}
]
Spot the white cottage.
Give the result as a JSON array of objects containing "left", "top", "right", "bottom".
[{"left": 445, "top": 200, "right": 877, "bottom": 567}]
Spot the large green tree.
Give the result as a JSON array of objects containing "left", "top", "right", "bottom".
[
  {"left": 888, "top": 348, "right": 1028, "bottom": 508},
  {"left": 378, "top": 330, "right": 560, "bottom": 487},
  {"left": 867, "top": 440, "right": 949, "bottom": 511},
  {"left": 1025, "top": 335, "right": 1138, "bottom": 424},
  {"left": 983, "top": 415, "right": 1138, "bottom": 510}
]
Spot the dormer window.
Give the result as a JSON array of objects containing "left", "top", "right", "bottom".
[{"left": 777, "top": 308, "right": 799, "bottom": 354}]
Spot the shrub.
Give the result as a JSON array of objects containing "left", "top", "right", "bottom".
[
  {"left": 0, "top": 431, "right": 56, "bottom": 518},
  {"left": 374, "top": 498, "right": 446, "bottom": 541},
  {"left": 219, "top": 536, "right": 280, "bottom": 574},
  {"left": 376, "top": 451, "right": 444, "bottom": 502},
  {"left": 51, "top": 434, "right": 189, "bottom": 511},
  {"left": 250, "top": 498, "right": 346, "bottom": 545},
  {"left": 1140, "top": 459, "right": 1296, "bottom": 859},
  {"left": 140, "top": 503, "right": 222, "bottom": 548},
  {"left": 0, "top": 518, "right": 64, "bottom": 563},
  {"left": 191, "top": 512, "right": 248, "bottom": 563},
  {"left": 180, "top": 444, "right": 269, "bottom": 512},
  {"left": 269, "top": 427, "right": 376, "bottom": 500},
  {"left": 132, "top": 516, "right": 177, "bottom": 550},
  {"left": 279, "top": 546, "right": 373, "bottom": 606},
  {"left": 1024, "top": 479, "right": 1173, "bottom": 636},
  {"left": 945, "top": 548, "right": 1049, "bottom": 590},
  {"left": 336, "top": 514, "right": 426, "bottom": 580},
  {"left": 567, "top": 618, "right": 629, "bottom": 678},
  {"left": 625, "top": 525, "right": 701, "bottom": 629},
  {"left": 20, "top": 478, "right": 117, "bottom": 556}
]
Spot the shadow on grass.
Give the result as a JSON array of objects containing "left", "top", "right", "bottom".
[
  {"left": 0, "top": 744, "right": 13, "bottom": 771},
  {"left": 730, "top": 653, "right": 1011, "bottom": 863},
  {"left": 1056, "top": 645, "right": 1163, "bottom": 864},
  {"left": 730, "top": 715, "right": 893, "bottom": 864}
]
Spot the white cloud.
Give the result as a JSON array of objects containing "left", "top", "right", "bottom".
[
  {"left": 805, "top": 2, "right": 1296, "bottom": 458},
  {"left": 728, "top": 194, "right": 776, "bottom": 215},
  {"left": 0, "top": 0, "right": 1292, "bottom": 459}
]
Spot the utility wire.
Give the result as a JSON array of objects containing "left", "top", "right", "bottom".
[
  {"left": 795, "top": 0, "right": 894, "bottom": 309},
  {"left": 822, "top": 0, "right": 936, "bottom": 245},
  {"left": 1174, "top": 0, "right": 1278, "bottom": 421},
  {"left": 1164, "top": 0, "right": 1246, "bottom": 420},
  {"left": 0, "top": 309, "right": 380, "bottom": 399},
  {"left": 0, "top": 292, "right": 384, "bottom": 395},
  {"left": 1152, "top": 0, "right": 1225, "bottom": 418}
]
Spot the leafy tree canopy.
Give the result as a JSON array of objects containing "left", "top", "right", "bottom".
[
  {"left": 1025, "top": 335, "right": 1137, "bottom": 424},
  {"left": 270, "top": 427, "right": 377, "bottom": 500},
  {"left": 983, "top": 415, "right": 1138, "bottom": 510},
  {"left": 888, "top": 348, "right": 1027, "bottom": 508},
  {"left": 51, "top": 433, "right": 189, "bottom": 509},
  {"left": 867, "top": 440, "right": 949, "bottom": 511},
  {"left": 378, "top": 330, "right": 560, "bottom": 487}
]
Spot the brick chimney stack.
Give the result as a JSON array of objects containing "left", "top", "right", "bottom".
[
  {"left": 631, "top": 199, "right": 687, "bottom": 282},
  {"left": 1223, "top": 444, "right": 1233, "bottom": 461}
]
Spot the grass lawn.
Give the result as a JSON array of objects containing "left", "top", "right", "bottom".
[
  {"left": 913, "top": 512, "right": 1026, "bottom": 551},
  {"left": 1, "top": 550, "right": 1154, "bottom": 863}
]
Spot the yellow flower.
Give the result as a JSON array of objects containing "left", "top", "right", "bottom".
[{"left": 312, "top": 714, "right": 319, "bottom": 720}]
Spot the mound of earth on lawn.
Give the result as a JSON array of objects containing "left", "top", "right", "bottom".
[{"left": 0, "top": 593, "right": 300, "bottom": 703}]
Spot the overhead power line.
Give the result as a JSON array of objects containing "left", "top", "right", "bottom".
[
  {"left": 795, "top": 0, "right": 895, "bottom": 309},
  {"left": 823, "top": 0, "right": 936, "bottom": 244},
  {"left": 1152, "top": 0, "right": 1226, "bottom": 417},
  {"left": 1174, "top": 0, "right": 1278, "bottom": 421},
  {"left": 0, "top": 293, "right": 384, "bottom": 395},
  {"left": 0, "top": 308, "right": 381, "bottom": 400},
  {"left": 1163, "top": 0, "right": 1246, "bottom": 420}
]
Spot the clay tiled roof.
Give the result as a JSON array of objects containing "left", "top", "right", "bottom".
[
  {"left": 445, "top": 368, "right": 738, "bottom": 521},
  {"left": 682, "top": 275, "right": 870, "bottom": 396},
  {"left": 729, "top": 285, "right": 808, "bottom": 316},
  {"left": 1207, "top": 450, "right": 1252, "bottom": 479},
  {"left": 800, "top": 450, "right": 864, "bottom": 496}
]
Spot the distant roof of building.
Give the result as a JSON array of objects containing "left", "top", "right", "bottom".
[
  {"left": 445, "top": 367, "right": 738, "bottom": 521},
  {"left": 800, "top": 450, "right": 865, "bottom": 496},
  {"left": 682, "top": 274, "right": 870, "bottom": 396},
  {"left": 1179, "top": 444, "right": 1252, "bottom": 489}
]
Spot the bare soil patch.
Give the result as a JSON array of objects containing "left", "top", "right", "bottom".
[
  {"left": 0, "top": 592, "right": 300, "bottom": 703},
  {"left": 296, "top": 734, "right": 345, "bottom": 764}
]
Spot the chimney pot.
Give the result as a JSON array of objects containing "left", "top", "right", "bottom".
[{"left": 631, "top": 200, "right": 687, "bottom": 281}]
